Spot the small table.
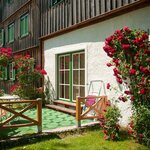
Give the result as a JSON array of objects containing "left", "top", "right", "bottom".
[
  {"left": 0, "top": 94, "right": 20, "bottom": 101},
  {"left": 0, "top": 95, "right": 20, "bottom": 120}
]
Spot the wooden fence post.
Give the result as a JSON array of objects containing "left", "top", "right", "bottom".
[
  {"left": 37, "top": 98, "right": 42, "bottom": 133},
  {"left": 76, "top": 97, "right": 81, "bottom": 128}
]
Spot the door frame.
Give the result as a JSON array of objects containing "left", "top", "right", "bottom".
[{"left": 57, "top": 50, "right": 85, "bottom": 102}]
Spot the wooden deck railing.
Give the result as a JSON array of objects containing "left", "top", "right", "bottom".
[
  {"left": 76, "top": 96, "right": 108, "bottom": 127},
  {"left": 0, "top": 98, "right": 42, "bottom": 133}
]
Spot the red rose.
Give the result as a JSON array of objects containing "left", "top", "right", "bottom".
[
  {"left": 124, "top": 91, "right": 132, "bottom": 95},
  {"left": 122, "top": 44, "right": 131, "bottom": 50},
  {"left": 105, "top": 35, "right": 113, "bottom": 43},
  {"left": 106, "top": 83, "right": 110, "bottom": 89},
  {"left": 106, "top": 63, "right": 112, "bottom": 67},
  {"left": 103, "top": 45, "right": 112, "bottom": 53},
  {"left": 103, "top": 130, "right": 108, "bottom": 134},
  {"left": 142, "top": 33, "right": 148, "bottom": 40},
  {"left": 40, "top": 69, "right": 47, "bottom": 75},
  {"left": 113, "top": 68, "right": 121, "bottom": 75},
  {"left": 124, "top": 26, "right": 131, "bottom": 32},
  {"left": 24, "top": 54, "right": 30, "bottom": 59},
  {"left": 116, "top": 77, "right": 123, "bottom": 84},
  {"left": 115, "top": 29, "right": 122, "bottom": 35},
  {"left": 113, "top": 59, "right": 120, "bottom": 66},
  {"left": 118, "top": 35, "right": 123, "bottom": 41},
  {"left": 140, "top": 66, "right": 149, "bottom": 74},
  {"left": 139, "top": 88, "right": 147, "bottom": 95},
  {"left": 139, "top": 134, "right": 144, "bottom": 138},
  {"left": 129, "top": 69, "right": 136, "bottom": 75},
  {"left": 144, "top": 49, "right": 150, "bottom": 55},
  {"left": 118, "top": 96, "right": 126, "bottom": 102}
]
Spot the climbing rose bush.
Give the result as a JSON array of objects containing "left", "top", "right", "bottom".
[
  {"left": 103, "top": 27, "right": 150, "bottom": 108},
  {"left": 103, "top": 27, "right": 150, "bottom": 146}
]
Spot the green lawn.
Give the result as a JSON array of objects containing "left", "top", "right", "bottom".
[{"left": 10, "top": 130, "right": 149, "bottom": 150}]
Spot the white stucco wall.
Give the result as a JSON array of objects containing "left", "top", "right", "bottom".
[{"left": 44, "top": 6, "right": 150, "bottom": 126}]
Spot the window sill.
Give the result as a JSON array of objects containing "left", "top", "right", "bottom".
[
  {"left": 20, "top": 33, "right": 29, "bottom": 39},
  {"left": 8, "top": 40, "right": 14, "bottom": 44}
]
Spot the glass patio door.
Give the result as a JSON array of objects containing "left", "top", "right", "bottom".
[
  {"left": 59, "top": 55, "right": 70, "bottom": 101},
  {"left": 58, "top": 51, "right": 85, "bottom": 102},
  {"left": 72, "top": 52, "right": 85, "bottom": 101}
]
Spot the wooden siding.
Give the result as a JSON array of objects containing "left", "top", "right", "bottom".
[
  {"left": 0, "top": 0, "right": 42, "bottom": 94},
  {"left": 0, "top": 0, "right": 40, "bottom": 53},
  {"left": 40, "top": 0, "right": 139, "bottom": 37},
  {"left": 0, "top": 0, "right": 29, "bottom": 21}
]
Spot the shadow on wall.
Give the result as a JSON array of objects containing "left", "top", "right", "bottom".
[{"left": 44, "top": 76, "right": 56, "bottom": 104}]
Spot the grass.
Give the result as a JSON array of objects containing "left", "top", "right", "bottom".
[{"left": 10, "top": 129, "right": 149, "bottom": 150}]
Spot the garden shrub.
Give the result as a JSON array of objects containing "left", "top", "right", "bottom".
[
  {"left": 10, "top": 54, "right": 47, "bottom": 100},
  {"left": 100, "top": 102, "right": 121, "bottom": 141}
]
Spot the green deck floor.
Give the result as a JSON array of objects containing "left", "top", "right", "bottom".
[{"left": 0, "top": 108, "right": 92, "bottom": 138}]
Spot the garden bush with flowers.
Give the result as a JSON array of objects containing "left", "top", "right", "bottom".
[
  {"left": 10, "top": 54, "right": 47, "bottom": 100},
  {"left": 0, "top": 47, "right": 47, "bottom": 100},
  {"left": 103, "top": 26, "right": 150, "bottom": 146},
  {"left": 100, "top": 101, "right": 121, "bottom": 141},
  {"left": 0, "top": 47, "right": 12, "bottom": 66}
]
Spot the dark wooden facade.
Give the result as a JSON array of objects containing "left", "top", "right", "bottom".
[
  {"left": 0, "top": 0, "right": 41, "bottom": 93},
  {"left": 0, "top": 0, "right": 149, "bottom": 93},
  {"left": 0, "top": 0, "right": 40, "bottom": 56},
  {"left": 40, "top": 0, "right": 143, "bottom": 38}
]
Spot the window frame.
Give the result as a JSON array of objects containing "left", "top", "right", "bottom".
[
  {"left": 9, "top": 62, "right": 15, "bottom": 81},
  {"left": 0, "top": 29, "right": 4, "bottom": 47},
  {"left": 0, "top": 66, "right": 8, "bottom": 80},
  {"left": 57, "top": 50, "right": 85, "bottom": 102},
  {"left": 8, "top": 23, "right": 14, "bottom": 43},
  {"left": 20, "top": 13, "right": 29, "bottom": 38}
]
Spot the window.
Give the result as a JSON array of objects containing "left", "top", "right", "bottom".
[
  {"left": 51, "top": 0, "right": 63, "bottom": 7},
  {"left": 20, "top": 14, "right": 29, "bottom": 37},
  {"left": 8, "top": 23, "right": 14, "bottom": 43},
  {"left": 9, "top": 62, "right": 15, "bottom": 80},
  {"left": 58, "top": 51, "right": 85, "bottom": 102},
  {"left": 72, "top": 52, "right": 85, "bottom": 101},
  {"left": 0, "top": 66, "right": 8, "bottom": 80},
  {"left": 0, "top": 29, "right": 4, "bottom": 47}
]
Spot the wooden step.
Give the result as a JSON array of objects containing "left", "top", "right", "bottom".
[
  {"left": 53, "top": 100, "right": 76, "bottom": 107},
  {"left": 46, "top": 104, "right": 76, "bottom": 116}
]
